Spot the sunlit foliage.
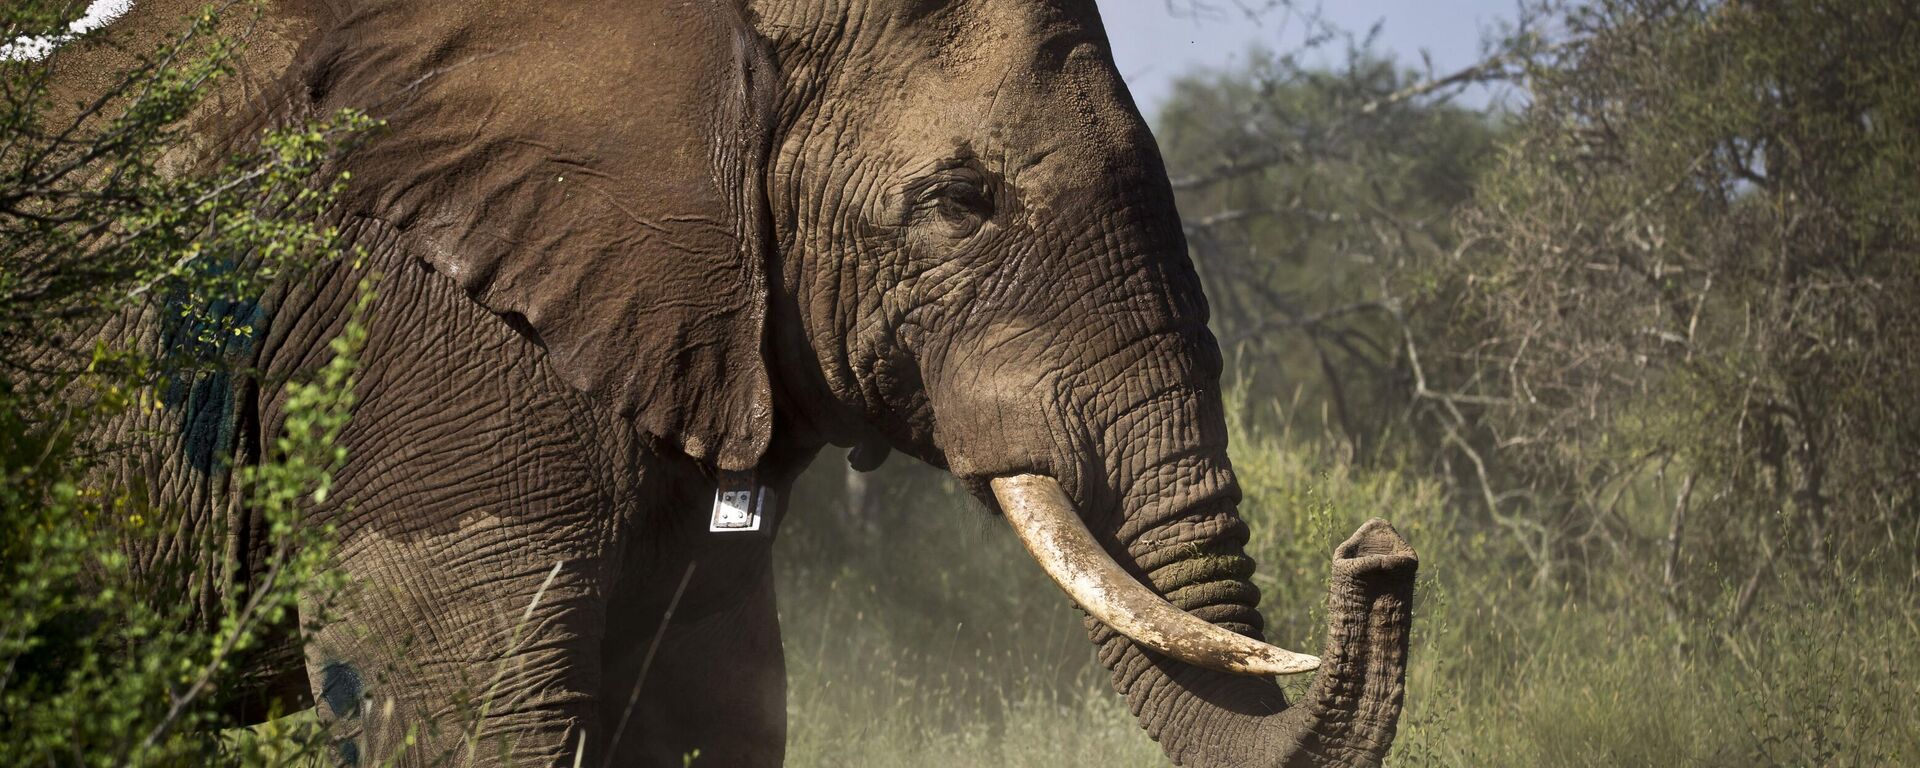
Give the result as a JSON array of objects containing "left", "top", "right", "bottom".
[{"left": 0, "top": 2, "right": 367, "bottom": 763}]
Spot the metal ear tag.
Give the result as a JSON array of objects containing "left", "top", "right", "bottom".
[{"left": 710, "top": 470, "right": 772, "bottom": 533}]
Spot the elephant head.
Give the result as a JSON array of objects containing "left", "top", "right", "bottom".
[{"left": 740, "top": 2, "right": 1420, "bottom": 765}]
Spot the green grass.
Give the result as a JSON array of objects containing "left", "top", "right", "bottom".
[
  {"left": 775, "top": 462, "right": 1153, "bottom": 767},
  {"left": 776, "top": 407, "right": 1920, "bottom": 767}
]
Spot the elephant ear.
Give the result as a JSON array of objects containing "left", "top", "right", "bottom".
[{"left": 308, "top": 0, "right": 780, "bottom": 469}]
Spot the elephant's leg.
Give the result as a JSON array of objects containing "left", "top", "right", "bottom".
[
  {"left": 601, "top": 541, "right": 786, "bottom": 768},
  {"left": 301, "top": 529, "right": 616, "bottom": 767}
]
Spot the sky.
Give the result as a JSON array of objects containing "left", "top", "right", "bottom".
[{"left": 1096, "top": 1, "right": 1521, "bottom": 117}]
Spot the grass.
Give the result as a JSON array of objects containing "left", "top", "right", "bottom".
[
  {"left": 775, "top": 405, "right": 1920, "bottom": 767},
  {"left": 775, "top": 462, "right": 1152, "bottom": 767}
]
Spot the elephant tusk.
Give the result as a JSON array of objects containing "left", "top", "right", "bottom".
[{"left": 990, "top": 474, "right": 1321, "bottom": 677}]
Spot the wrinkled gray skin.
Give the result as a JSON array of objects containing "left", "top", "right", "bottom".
[{"left": 49, "top": 0, "right": 1413, "bottom": 765}]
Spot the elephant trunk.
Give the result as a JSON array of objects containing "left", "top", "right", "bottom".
[
  {"left": 991, "top": 475, "right": 1320, "bottom": 676},
  {"left": 992, "top": 473, "right": 1416, "bottom": 767}
]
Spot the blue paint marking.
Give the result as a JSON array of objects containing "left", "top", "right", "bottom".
[
  {"left": 318, "top": 660, "right": 362, "bottom": 717},
  {"left": 319, "top": 660, "right": 364, "bottom": 766},
  {"left": 158, "top": 267, "right": 268, "bottom": 473}
]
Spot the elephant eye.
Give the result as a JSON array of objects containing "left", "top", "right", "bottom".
[{"left": 911, "top": 176, "right": 993, "bottom": 239}]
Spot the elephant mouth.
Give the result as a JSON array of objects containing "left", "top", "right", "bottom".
[{"left": 989, "top": 474, "right": 1321, "bottom": 676}]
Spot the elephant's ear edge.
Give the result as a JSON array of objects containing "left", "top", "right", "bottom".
[
  {"left": 297, "top": 0, "right": 786, "bottom": 473},
  {"left": 705, "top": 0, "right": 782, "bottom": 472}
]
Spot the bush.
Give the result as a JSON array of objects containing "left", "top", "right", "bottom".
[
  {"left": 1422, "top": 0, "right": 1920, "bottom": 604},
  {"left": 0, "top": 3, "right": 366, "bottom": 763}
]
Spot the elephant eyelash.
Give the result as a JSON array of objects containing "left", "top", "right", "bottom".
[
  {"left": 931, "top": 181, "right": 990, "bottom": 217},
  {"left": 907, "top": 176, "right": 986, "bottom": 207},
  {"left": 905, "top": 176, "right": 994, "bottom": 238}
]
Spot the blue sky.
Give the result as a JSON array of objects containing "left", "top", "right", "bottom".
[{"left": 1097, "top": 1, "right": 1521, "bottom": 117}]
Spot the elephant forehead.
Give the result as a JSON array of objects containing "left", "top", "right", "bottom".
[
  {"left": 843, "top": 9, "right": 1148, "bottom": 177},
  {"left": 884, "top": 3, "right": 1110, "bottom": 98},
  {"left": 1, "top": 0, "right": 134, "bottom": 61}
]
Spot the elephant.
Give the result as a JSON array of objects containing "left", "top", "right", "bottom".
[{"left": 39, "top": 0, "right": 1417, "bottom": 765}]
